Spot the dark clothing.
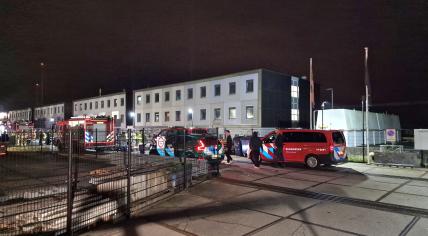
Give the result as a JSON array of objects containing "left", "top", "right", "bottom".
[
  {"left": 225, "top": 135, "right": 233, "bottom": 163},
  {"left": 250, "top": 150, "right": 261, "bottom": 167},
  {"left": 249, "top": 135, "right": 262, "bottom": 167},
  {"left": 274, "top": 134, "right": 284, "bottom": 162}
]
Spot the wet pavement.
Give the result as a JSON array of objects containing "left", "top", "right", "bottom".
[{"left": 82, "top": 157, "right": 428, "bottom": 236}]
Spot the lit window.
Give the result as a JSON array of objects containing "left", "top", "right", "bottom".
[
  {"left": 154, "top": 112, "right": 159, "bottom": 122},
  {"left": 229, "top": 107, "right": 237, "bottom": 119},
  {"left": 214, "top": 108, "right": 221, "bottom": 120},
  {"left": 291, "top": 85, "right": 299, "bottom": 98},
  {"left": 291, "top": 109, "right": 299, "bottom": 121},
  {"left": 200, "top": 109, "right": 206, "bottom": 120},
  {"left": 246, "top": 106, "right": 254, "bottom": 119},
  {"left": 137, "top": 96, "right": 142, "bottom": 105}
]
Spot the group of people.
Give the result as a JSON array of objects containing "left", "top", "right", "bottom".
[{"left": 223, "top": 129, "right": 285, "bottom": 169}]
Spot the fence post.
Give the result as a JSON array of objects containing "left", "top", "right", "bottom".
[
  {"left": 95, "top": 129, "right": 98, "bottom": 159},
  {"left": 126, "top": 129, "right": 132, "bottom": 218},
  {"left": 66, "top": 130, "right": 73, "bottom": 235},
  {"left": 183, "top": 131, "right": 187, "bottom": 190}
]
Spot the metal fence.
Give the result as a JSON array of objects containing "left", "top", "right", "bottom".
[{"left": 0, "top": 128, "right": 210, "bottom": 235}]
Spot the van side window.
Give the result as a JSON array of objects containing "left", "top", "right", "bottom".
[
  {"left": 283, "top": 132, "right": 326, "bottom": 143},
  {"left": 264, "top": 134, "right": 276, "bottom": 143},
  {"left": 312, "top": 133, "right": 327, "bottom": 143},
  {"left": 333, "top": 132, "right": 345, "bottom": 144}
]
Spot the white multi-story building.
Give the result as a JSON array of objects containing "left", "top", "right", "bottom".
[
  {"left": 72, "top": 91, "right": 127, "bottom": 129},
  {"left": 133, "top": 69, "right": 310, "bottom": 136},
  {"left": 8, "top": 108, "right": 33, "bottom": 122},
  {"left": 8, "top": 108, "right": 32, "bottom": 123},
  {"left": 34, "top": 103, "right": 70, "bottom": 129}
]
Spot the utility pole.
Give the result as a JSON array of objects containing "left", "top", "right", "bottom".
[
  {"left": 364, "top": 47, "right": 371, "bottom": 164},
  {"left": 326, "top": 88, "right": 334, "bottom": 109},
  {"left": 309, "top": 58, "right": 314, "bottom": 129},
  {"left": 361, "top": 96, "right": 365, "bottom": 162},
  {"left": 40, "top": 62, "right": 46, "bottom": 106}
]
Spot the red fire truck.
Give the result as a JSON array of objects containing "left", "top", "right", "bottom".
[{"left": 56, "top": 116, "right": 115, "bottom": 150}]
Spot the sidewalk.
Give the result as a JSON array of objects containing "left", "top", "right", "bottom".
[{"left": 82, "top": 158, "right": 428, "bottom": 236}]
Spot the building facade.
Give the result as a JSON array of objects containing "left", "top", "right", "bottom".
[
  {"left": 72, "top": 92, "right": 127, "bottom": 129},
  {"left": 34, "top": 103, "right": 72, "bottom": 129},
  {"left": 8, "top": 108, "right": 32, "bottom": 123},
  {"left": 133, "top": 69, "right": 309, "bottom": 136}
]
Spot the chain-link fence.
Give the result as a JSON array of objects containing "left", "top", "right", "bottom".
[{"left": 0, "top": 127, "right": 216, "bottom": 235}]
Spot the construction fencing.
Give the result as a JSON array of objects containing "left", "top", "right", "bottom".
[{"left": 0, "top": 128, "right": 210, "bottom": 235}]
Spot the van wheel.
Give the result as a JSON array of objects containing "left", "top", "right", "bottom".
[{"left": 305, "top": 155, "right": 319, "bottom": 169}]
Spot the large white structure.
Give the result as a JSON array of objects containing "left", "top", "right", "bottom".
[
  {"left": 73, "top": 91, "right": 127, "bottom": 129},
  {"left": 8, "top": 108, "right": 32, "bottom": 123},
  {"left": 315, "top": 109, "right": 401, "bottom": 147},
  {"left": 133, "top": 69, "right": 310, "bottom": 136},
  {"left": 34, "top": 103, "right": 68, "bottom": 129}
]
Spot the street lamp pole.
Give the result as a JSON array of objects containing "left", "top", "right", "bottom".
[
  {"left": 40, "top": 62, "right": 45, "bottom": 106},
  {"left": 326, "top": 88, "right": 334, "bottom": 109}
]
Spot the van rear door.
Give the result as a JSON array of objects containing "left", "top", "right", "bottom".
[{"left": 332, "top": 131, "right": 347, "bottom": 160}]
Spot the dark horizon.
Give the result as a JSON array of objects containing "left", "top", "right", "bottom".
[{"left": 1, "top": 0, "right": 427, "bottom": 128}]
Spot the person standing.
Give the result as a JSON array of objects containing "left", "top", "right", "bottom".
[
  {"left": 224, "top": 130, "right": 233, "bottom": 164},
  {"left": 274, "top": 130, "right": 284, "bottom": 165},
  {"left": 249, "top": 131, "right": 262, "bottom": 168}
]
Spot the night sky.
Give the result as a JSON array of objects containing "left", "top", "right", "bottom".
[{"left": 1, "top": 0, "right": 427, "bottom": 128}]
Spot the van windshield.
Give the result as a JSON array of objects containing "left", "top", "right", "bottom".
[{"left": 332, "top": 132, "right": 345, "bottom": 144}]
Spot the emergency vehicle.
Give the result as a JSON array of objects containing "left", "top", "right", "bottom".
[
  {"left": 55, "top": 116, "right": 115, "bottom": 150},
  {"left": 260, "top": 129, "right": 347, "bottom": 168}
]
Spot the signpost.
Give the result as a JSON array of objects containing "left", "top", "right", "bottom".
[{"left": 385, "top": 129, "right": 397, "bottom": 143}]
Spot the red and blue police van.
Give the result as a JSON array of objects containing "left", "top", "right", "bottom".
[{"left": 260, "top": 129, "right": 347, "bottom": 168}]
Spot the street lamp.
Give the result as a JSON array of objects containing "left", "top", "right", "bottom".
[
  {"left": 188, "top": 108, "right": 193, "bottom": 127},
  {"left": 321, "top": 101, "right": 328, "bottom": 130},
  {"left": 326, "top": 88, "right": 334, "bottom": 109}
]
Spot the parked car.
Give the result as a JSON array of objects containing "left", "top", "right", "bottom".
[
  {"left": 149, "top": 127, "right": 224, "bottom": 161},
  {"left": 260, "top": 129, "right": 347, "bottom": 168},
  {"left": 233, "top": 136, "right": 251, "bottom": 157}
]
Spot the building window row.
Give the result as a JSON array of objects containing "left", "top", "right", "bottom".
[
  {"left": 137, "top": 106, "right": 254, "bottom": 123},
  {"left": 35, "top": 106, "right": 64, "bottom": 117},
  {"left": 74, "top": 98, "right": 125, "bottom": 112},
  {"left": 138, "top": 79, "right": 254, "bottom": 105}
]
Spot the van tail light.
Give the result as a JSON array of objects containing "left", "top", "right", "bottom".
[
  {"left": 329, "top": 145, "right": 334, "bottom": 153},
  {"left": 196, "top": 140, "right": 205, "bottom": 152}
]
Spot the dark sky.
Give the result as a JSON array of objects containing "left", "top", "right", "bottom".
[{"left": 1, "top": 0, "right": 427, "bottom": 128}]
